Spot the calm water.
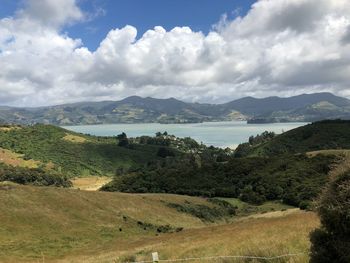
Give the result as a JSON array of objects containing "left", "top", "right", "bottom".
[{"left": 63, "top": 121, "right": 307, "bottom": 148}]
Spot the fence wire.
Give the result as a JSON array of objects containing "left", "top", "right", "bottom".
[{"left": 129, "top": 252, "right": 305, "bottom": 263}]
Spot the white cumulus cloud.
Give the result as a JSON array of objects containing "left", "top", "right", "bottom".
[{"left": 0, "top": 0, "right": 350, "bottom": 106}]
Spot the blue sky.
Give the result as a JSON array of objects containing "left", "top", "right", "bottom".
[{"left": 1, "top": 0, "right": 256, "bottom": 51}]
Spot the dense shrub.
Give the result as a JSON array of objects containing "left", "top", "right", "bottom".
[
  {"left": 167, "top": 200, "right": 236, "bottom": 222},
  {"left": 117, "top": 132, "right": 129, "bottom": 147},
  {"left": 235, "top": 131, "right": 276, "bottom": 157},
  {"left": 0, "top": 164, "right": 72, "bottom": 187},
  {"left": 310, "top": 172, "right": 350, "bottom": 263}
]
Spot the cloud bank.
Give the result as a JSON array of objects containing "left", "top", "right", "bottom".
[{"left": 1, "top": 0, "right": 350, "bottom": 106}]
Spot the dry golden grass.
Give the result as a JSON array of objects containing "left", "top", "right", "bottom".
[
  {"left": 0, "top": 126, "right": 21, "bottom": 131},
  {"left": 62, "top": 133, "right": 87, "bottom": 143},
  {"left": 0, "top": 185, "right": 318, "bottom": 263},
  {"left": 0, "top": 147, "right": 40, "bottom": 168},
  {"left": 71, "top": 176, "right": 113, "bottom": 191},
  {"left": 0, "top": 185, "right": 215, "bottom": 262},
  {"left": 239, "top": 208, "right": 300, "bottom": 220},
  {"left": 60, "top": 210, "right": 317, "bottom": 263}
]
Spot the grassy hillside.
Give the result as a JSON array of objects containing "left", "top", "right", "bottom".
[
  {"left": 235, "top": 120, "right": 350, "bottom": 157},
  {"left": 0, "top": 124, "right": 170, "bottom": 177},
  {"left": 71, "top": 176, "right": 113, "bottom": 191},
  {"left": 0, "top": 147, "right": 40, "bottom": 168},
  {"left": 115, "top": 211, "right": 316, "bottom": 263},
  {"left": 0, "top": 184, "right": 315, "bottom": 263}
]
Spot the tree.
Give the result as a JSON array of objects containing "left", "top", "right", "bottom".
[
  {"left": 117, "top": 132, "right": 129, "bottom": 147},
  {"left": 310, "top": 172, "right": 350, "bottom": 263},
  {"left": 240, "top": 185, "right": 265, "bottom": 205},
  {"left": 157, "top": 147, "right": 175, "bottom": 158}
]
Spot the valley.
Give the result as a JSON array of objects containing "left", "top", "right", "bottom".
[
  {"left": 2, "top": 1, "right": 350, "bottom": 262},
  {"left": 1, "top": 120, "right": 350, "bottom": 262}
]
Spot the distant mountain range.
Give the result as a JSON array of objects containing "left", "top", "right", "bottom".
[{"left": 1, "top": 92, "right": 350, "bottom": 125}]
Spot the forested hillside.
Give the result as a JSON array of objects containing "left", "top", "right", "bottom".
[
  {"left": 235, "top": 120, "right": 350, "bottom": 157},
  {"left": 103, "top": 120, "right": 350, "bottom": 209},
  {"left": 102, "top": 154, "right": 334, "bottom": 208}
]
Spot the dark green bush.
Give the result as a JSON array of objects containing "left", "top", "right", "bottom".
[
  {"left": 117, "top": 132, "right": 129, "bottom": 147},
  {"left": 298, "top": 200, "right": 311, "bottom": 210},
  {"left": 167, "top": 201, "right": 236, "bottom": 222},
  {"left": 310, "top": 172, "right": 350, "bottom": 263},
  {"left": 0, "top": 164, "right": 72, "bottom": 187},
  {"left": 157, "top": 147, "right": 175, "bottom": 158}
]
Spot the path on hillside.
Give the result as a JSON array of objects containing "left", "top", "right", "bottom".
[{"left": 71, "top": 176, "right": 112, "bottom": 191}]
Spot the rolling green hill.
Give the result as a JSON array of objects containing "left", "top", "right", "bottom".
[
  {"left": 1, "top": 92, "right": 350, "bottom": 125},
  {"left": 0, "top": 124, "right": 178, "bottom": 177},
  {"left": 235, "top": 120, "right": 350, "bottom": 157},
  {"left": 0, "top": 124, "right": 223, "bottom": 185},
  {"left": 0, "top": 184, "right": 234, "bottom": 262},
  {"left": 0, "top": 183, "right": 314, "bottom": 263},
  {"left": 230, "top": 92, "right": 350, "bottom": 121}
]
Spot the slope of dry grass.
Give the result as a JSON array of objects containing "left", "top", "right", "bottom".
[
  {"left": 62, "top": 210, "right": 317, "bottom": 263},
  {"left": 0, "top": 184, "right": 318, "bottom": 263},
  {"left": 71, "top": 176, "right": 112, "bottom": 191},
  {"left": 0, "top": 147, "right": 40, "bottom": 168},
  {"left": 62, "top": 133, "right": 88, "bottom": 143},
  {"left": 0, "top": 126, "right": 21, "bottom": 132},
  {"left": 0, "top": 184, "right": 221, "bottom": 262}
]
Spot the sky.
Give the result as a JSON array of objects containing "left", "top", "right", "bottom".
[{"left": 1, "top": 0, "right": 350, "bottom": 106}]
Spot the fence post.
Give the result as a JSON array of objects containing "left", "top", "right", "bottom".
[{"left": 152, "top": 252, "right": 159, "bottom": 263}]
